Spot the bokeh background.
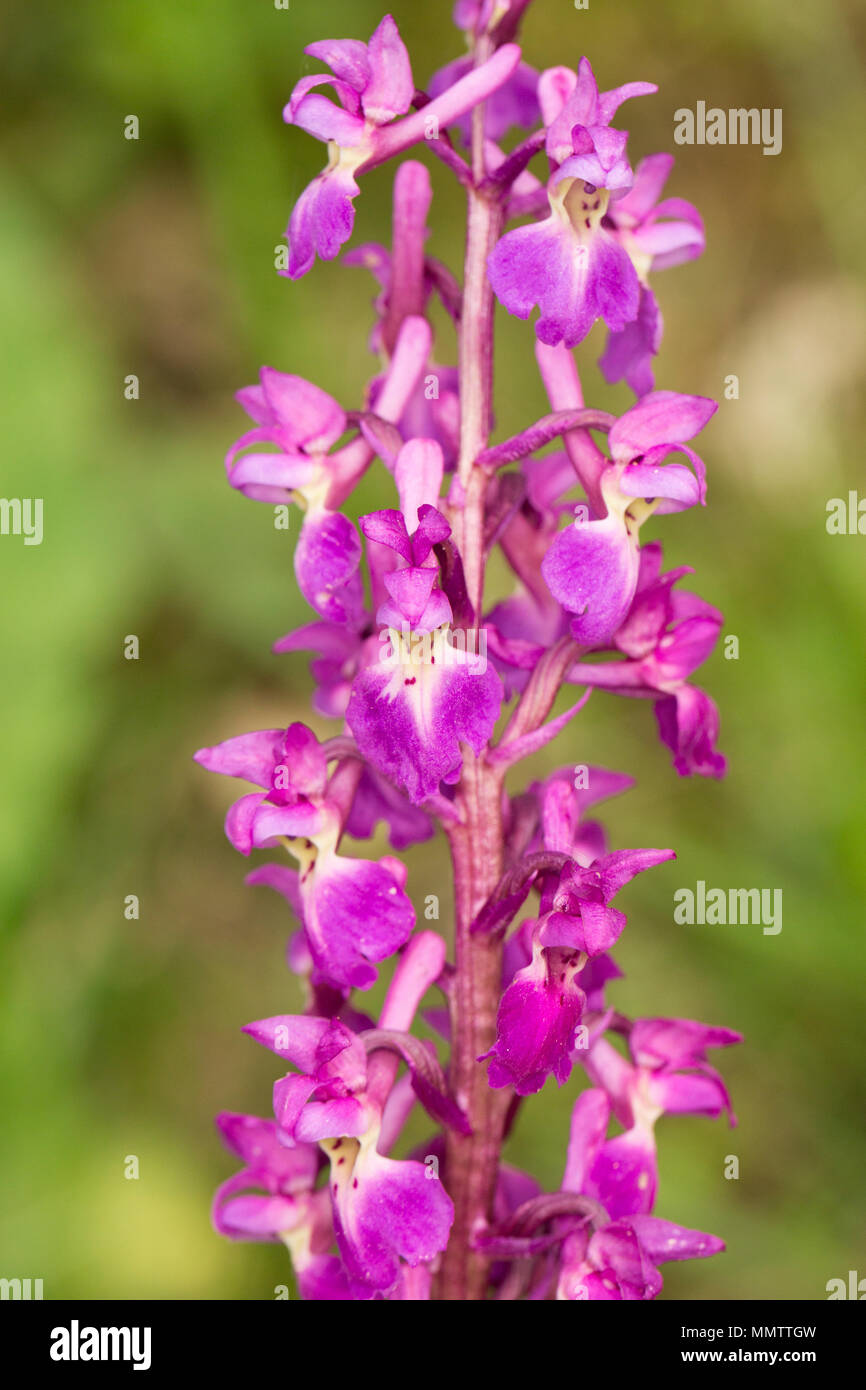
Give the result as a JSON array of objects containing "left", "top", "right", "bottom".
[{"left": 1, "top": 0, "right": 864, "bottom": 1300}]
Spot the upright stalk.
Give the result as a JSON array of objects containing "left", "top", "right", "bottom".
[{"left": 438, "top": 33, "right": 509, "bottom": 1301}]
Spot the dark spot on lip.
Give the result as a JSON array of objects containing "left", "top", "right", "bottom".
[{"left": 404, "top": 676, "right": 416, "bottom": 685}]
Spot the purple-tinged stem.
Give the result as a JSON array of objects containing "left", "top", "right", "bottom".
[{"left": 436, "top": 28, "right": 510, "bottom": 1304}]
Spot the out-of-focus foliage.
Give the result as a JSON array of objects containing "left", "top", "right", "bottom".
[{"left": 0, "top": 0, "right": 864, "bottom": 1299}]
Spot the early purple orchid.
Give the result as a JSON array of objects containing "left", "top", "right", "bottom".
[
  {"left": 242, "top": 933, "right": 460, "bottom": 1298},
  {"left": 541, "top": 388, "right": 716, "bottom": 645},
  {"left": 200, "top": 0, "right": 737, "bottom": 1302},
  {"left": 487, "top": 60, "right": 656, "bottom": 348},
  {"left": 283, "top": 14, "right": 521, "bottom": 278},
  {"left": 194, "top": 723, "right": 415, "bottom": 989},
  {"left": 481, "top": 827, "right": 676, "bottom": 1095},
  {"left": 599, "top": 153, "right": 705, "bottom": 395}
]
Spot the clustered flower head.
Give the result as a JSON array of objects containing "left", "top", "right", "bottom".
[{"left": 198, "top": 2, "right": 738, "bottom": 1301}]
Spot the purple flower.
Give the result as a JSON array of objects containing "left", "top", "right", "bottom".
[
  {"left": 539, "top": 845, "right": 676, "bottom": 957},
  {"left": 541, "top": 390, "right": 716, "bottom": 645},
  {"left": 564, "top": 1020, "right": 740, "bottom": 1221},
  {"left": 482, "top": 842, "right": 673, "bottom": 1095},
  {"left": 284, "top": 17, "right": 522, "bottom": 277},
  {"left": 555, "top": 1085, "right": 729, "bottom": 1298},
  {"left": 558, "top": 1209, "right": 725, "bottom": 1301},
  {"left": 566, "top": 543, "right": 727, "bottom": 776},
  {"left": 487, "top": 59, "right": 657, "bottom": 347},
  {"left": 243, "top": 935, "right": 457, "bottom": 1299},
  {"left": 587, "top": 1023, "right": 740, "bottom": 1131},
  {"left": 212, "top": 1112, "right": 350, "bottom": 1300},
  {"left": 194, "top": 724, "right": 416, "bottom": 989},
  {"left": 600, "top": 154, "right": 705, "bottom": 396},
  {"left": 481, "top": 924, "right": 587, "bottom": 1095},
  {"left": 346, "top": 441, "right": 504, "bottom": 803},
  {"left": 656, "top": 685, "right": 727, "bottom": 779},
  {"left": 225, "top": 320, "right": 432, "bottom": 622}
]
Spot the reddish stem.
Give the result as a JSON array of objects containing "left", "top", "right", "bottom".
[{"left": 436, "top": 31, "right": 510, "bottom": 1302}]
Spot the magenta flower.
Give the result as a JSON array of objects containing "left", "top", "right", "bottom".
[
  {"left": 570, "top": 1020, "right": 740, "bottom": 1219},
  {"left": 557, "top": 1210, "right": 725, "bottom": 1301},
  {"left": 553, "top": 1051, "right": 735, "bottom": 1299},
  {"left": 194, "top": 724, "right": 415, "bottom": 988},
  {"left": 600, "top": 153, "right": 705, "bottom": 395},
  {"left": 656, "top": 685, "right": 726, "bottom": 778},
  {"left": 482, "top": 842, "right": 674, "bottom": 1095},
  {"left": 224, "top": 318, "right": 431, "bottom": 623},
  {"left": 482, "top": 925, "right": 587, "bottom": 1095},
  {"left": 283, "top": 15, "right": 521, "bottom": 277},
  {"left": 566, "top": 542, "right": 727, "bottom": 776},
  {"left": 487, "top": 59, "right": 656, "bottom": 347},
  {"left": 242, "top": 935, "right": 460, "bottom": 1298},
  {"left": 541, "top": 389, "right": 716, "bottom": 645},
  {"left": 346, "top": 441, "right": 503, "bottom": 803},
  {"left": 204, "top": 8, "right": 737, "bottom": 1302},
  {"left": 212, "top": 1112, "right": 350, "bottom": 1300}
]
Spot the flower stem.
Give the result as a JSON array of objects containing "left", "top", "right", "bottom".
[
  {"left": 437, "top": 34, "right": 509, "bottom": 1301},
  {"left": 439, "top": 758, "right": 509, "bottom": 1299}
]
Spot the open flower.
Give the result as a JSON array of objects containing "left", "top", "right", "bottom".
[
  {"left": 569, "top": 1019, "right": 741, "bottom": 1221},
  {"left": 482, "top": 840, "right": 673, "bottom": 1095},
  {"left": 212, "top": 1111, "right": 350, "bottom": 1300},
  {"left": 565, "top": 542, "right": 727, "bottom": 776},
  {"left": 541, "top": 390, "right": 716, "bottom": 645},
  {"left": 599, "top": 153, "right": 705, "bottom": 395},
  {"left": 224, "top": 318, "right": 431, "bottom": 624},
  {"left": 346, "top": 440, "right": 503, "bottom": 803},
  {"left": 554, "top": 1079, "right": 732, "bottom": 1298},
  {"left": 284, "top": 15, "right": 521, "bottom": 277},
  {"left": 194, "top": 723, "right": 415, "bottom": 989},
  {"left": 481, "top": 922, "right": 588, "bottom": 1095},
  {"left": 487, "top": 59, "right": 656, "bottom": 347},
  {"left": 242, "top": 935, "right": 458, "bottom": 1299},
  {"left": 557, "top": 1208, "right": 725, "bottom": 1301}
]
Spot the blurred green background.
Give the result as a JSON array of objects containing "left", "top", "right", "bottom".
[{"left": 1, "top": 0, "right": 864, "bottom": 1300}]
